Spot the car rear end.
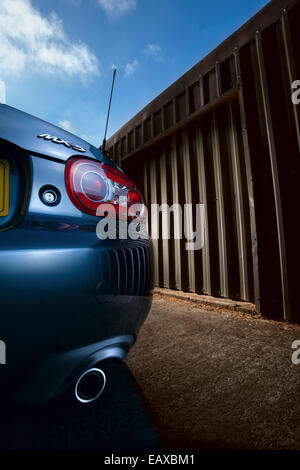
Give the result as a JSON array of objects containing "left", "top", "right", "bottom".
[{"left": 0, "top": 105, "right": 153, "bottom": 404}]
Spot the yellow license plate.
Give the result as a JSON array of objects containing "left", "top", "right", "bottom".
[{"left": 0, "top": 159, "right": 9, "bottom": 217}]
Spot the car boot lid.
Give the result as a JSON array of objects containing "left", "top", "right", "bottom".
[{"left": 0, "top": 104, "right": 112, "bottom": 164}]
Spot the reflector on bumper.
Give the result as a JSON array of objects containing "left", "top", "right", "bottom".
[{"left": 0, "top": 159, "right": 9, "bottom": 217}]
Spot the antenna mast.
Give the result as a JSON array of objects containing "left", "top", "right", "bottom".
[{"left": 102, "top": 68, "right": 117, "bottom": 153}]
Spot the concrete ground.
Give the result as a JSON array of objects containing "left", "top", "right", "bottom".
[{"left": 127, "top": 295, "right": 300, "bottom": 450}]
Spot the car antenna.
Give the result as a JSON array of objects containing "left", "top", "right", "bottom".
[{"left": 101, "top": 67, "right": 117, "bottom": 154}]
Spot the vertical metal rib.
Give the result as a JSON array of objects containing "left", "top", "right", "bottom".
[
  {"left": 199, "top": 74, "right": 204, "bottom": 107},
  {"left": 215, "top": 61, "right": 221, "bottom": 97},
  {"left": 172, "top": 98, "right": 177, "bottom": 124},
  {"left": 182, "top": 130, "right": 196, "bottom": 292},
  {"left": 195, "top": 127, "right": 211, "bottom": 295},
  {"left": 160, "top": 144, "right": 170, "bottom": 288},
  {"left": 228, "top": 101, "right": 249, "bottom": 300},
  {"left": 150, "top": 114, "right": 155, "bottom": 140},
  {"left": 143, "top": 159, "right": 149, "bottom": 235},
  {"left": 281, "top": 10, "right": 300, "bottom": 152},
  {"left": 161, "top": 105, "right": 166, "bottom": 132},
  {"left": 185, "top": 86, "right": 190, "bottom": 115},
  {"left": 170, "top": 135, "right": 182, "bottom": 290},
  {"left": 124, "top": 135, "right": 128, "bottom": 159},
  {"left": 150, "top": 157, "right": 159, "bottom": 286},
  {"left": 211, "top": 112, "right": 229, "bottom": 298},
  {"left": 112, "top": 144, "right": 117, "bottom": 165},
  {"left": 255, "top": 31, "right": 290, "bottom": 320},
  {"left": 234, "top": 48, "right": 260, "bottom": 312},
  {"left": 141, "top": 119, "right": 145, "bottom": 147}
]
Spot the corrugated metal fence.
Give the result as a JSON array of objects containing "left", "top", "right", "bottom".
[{"left": 107, "top": 0, "right": 300, "bottom": 323}]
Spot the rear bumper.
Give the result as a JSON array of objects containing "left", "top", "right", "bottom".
[
  {"left": 0, "top": 237, "right": 153, "bottom": 401},
  {"left": 16, "top": 335, "right": 135, "bottom": 405}
]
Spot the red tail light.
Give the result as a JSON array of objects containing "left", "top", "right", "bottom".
[{"left": 65, "top": 158, "right": 145, "bottom": 218}]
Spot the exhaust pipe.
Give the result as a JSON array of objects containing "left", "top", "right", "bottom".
[{"left": 75, "top": 368, "right": 106, "bottom": 403}]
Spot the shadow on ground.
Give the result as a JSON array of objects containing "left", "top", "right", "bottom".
[
  {"left": 1, "top": 298, "right": 299, "bottom": 451},
  {"left": 127, "top": 297, "right": 300, "bottom": 450},
  {"left": 0, "top": 359, "right": 160, "bottom": 450}
]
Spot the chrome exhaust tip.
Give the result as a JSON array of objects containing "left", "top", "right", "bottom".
[{"left": 75, "top": 368, "right": 106, "bottom": 403}]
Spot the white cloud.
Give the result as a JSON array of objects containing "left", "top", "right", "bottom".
[
  {"left": 58, "top": 120, "right": 93, "bottom": 142},
  {"left": 0, "top": 0, "right": 99, "bottom": 78},
  {"left": 144, "top": 43, "right": 163, "bottom": 62},
  {"left": 124, "top": 59, "right": 138, "bottom": 78},
  {"left": 97, "top": 0, "right": 136, "bottom": 19},
  {"left": 59, "top": 120, "right": 73, "bottom": 132},
  {"left": 0, "top": 79, "right": 6, "bottom": 103}
]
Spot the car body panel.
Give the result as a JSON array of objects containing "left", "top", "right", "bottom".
[
  {"left": 0, "top": 104, "right": 113, "bottom": 164},
  {"left": 0, "top": 106, "right": 153, "bottom": 404}
]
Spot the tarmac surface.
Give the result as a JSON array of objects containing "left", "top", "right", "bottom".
[
  {"left": 127, "top": 296, "right": 300, "bottom": 450},
  {"left": 0, "top": 296, "right": 299, "bottom": 451}
]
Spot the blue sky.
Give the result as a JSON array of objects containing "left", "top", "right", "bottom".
[{"left": 0, "top": 0, "right": 269, "bottom": 147}]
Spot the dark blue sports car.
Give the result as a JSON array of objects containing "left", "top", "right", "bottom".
[{"left": 0, "top": 104, "right": 152, "bottom": 405}]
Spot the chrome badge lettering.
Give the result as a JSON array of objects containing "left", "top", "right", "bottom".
[{"left": 37, "top": 134, "right": 86, "bottom": 153}]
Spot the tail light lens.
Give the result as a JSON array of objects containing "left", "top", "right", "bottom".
[{"left": 65, "top": 158, "right": 145, "bottom": 219}]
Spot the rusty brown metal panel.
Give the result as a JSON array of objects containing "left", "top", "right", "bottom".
[
  {"left": 149, "top": 157, "right": 159, "bottom": 286},
  {"left": 116, "top": 88, "right": 238, "bottom": 163},
  {"left": 108, "top": 0, "right": 300, "bottom": 322},
  {"left": 114, "top": 141, "right": 120, "bottom": 166},
  {"left": 234, "top": 48, "right": 260, "bottom": 313},
  {"left": 170, "top": 135, "right": 182, "bottom": 291},
  {"left": 199, "top": 74, "right": 204, "bottom": 107},
  {"left": 215, "top": 62, "right": 221, "bottom": 97},
  {"left": 211, "top": 112, "right": 229, "bottom": 298},
  {"left": 239, "top": 40, "right": 285, "bottom": 318},
  {"left": 185, "top": 87, "right": 190, "bottom": 116},
  {"left": 256, "top": 31, "right": 290, "bottom": 321},
  {"left": 228, "top": 101, "right": 249, "bottom": 300},
  {"left": 107, "top": 0, "right": 299, "bottom": 153},
  {"left": 182, "top": 130, "right": 196, "bottom": 292},
  {"left": 281, "top": 9, "right": 300, "bottom": 151},
  {"left": 159, "top": 144, "right": 170, "bottom": 288},
  {"left": 143, "top": 158, "right": 149, "bottom": 236},
  {"left": 194, "top": 126, "right": 211, "bottom": 295}
]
